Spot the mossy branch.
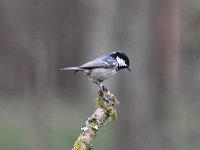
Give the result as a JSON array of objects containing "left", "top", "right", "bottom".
[{"left": 72, "top": 90, "right": 119, "bottom": 150}]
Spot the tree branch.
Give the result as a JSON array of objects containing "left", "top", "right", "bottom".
[{"left": 72, "top": 90, "right": 119, "bottom": 150}]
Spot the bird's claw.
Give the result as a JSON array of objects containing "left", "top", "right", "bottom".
[
  {"left": 98, "top": 88, "right": 113, "bottom": 103},
  {"left": 98, "top": 85, "right": 107, "bottom": 94},
  {"left": 101, "top": 85, "right": 107, "bottom": 92}
]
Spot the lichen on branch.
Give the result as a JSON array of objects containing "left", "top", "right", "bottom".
[{"left": 72, "top": 90, "right": 119, "bottom": 150}]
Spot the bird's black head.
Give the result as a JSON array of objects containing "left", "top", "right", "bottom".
[{"left": 110, "top": 51, "right": 131, "bottom": 71}]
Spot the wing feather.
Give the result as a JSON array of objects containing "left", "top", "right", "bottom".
[{"left": 79, "top": 56, "right": 117, "bottom": 69}]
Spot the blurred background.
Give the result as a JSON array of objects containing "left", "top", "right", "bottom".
[{"left": 0, "top": 0, "right": 200, "bottom": 150}]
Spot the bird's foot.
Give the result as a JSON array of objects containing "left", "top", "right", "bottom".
[
  {"left": 98, "top": 84, "right": 112, "bottom": 102},
  {"left": 101, "top": 85, "right": 107, "bottom": 92},
  {"left": 98, "top": 88, "right": 113, "bottom": 103},
  {"left": 98, "top": 83, "right": 107, "bottom": 92},
  {"left": 98, "top": 85, "right": 107, "bottom": 94}
]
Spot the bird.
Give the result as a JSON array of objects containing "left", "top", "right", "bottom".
[{"left": 60, "top": 51, "right": 131, "bottom": 91}]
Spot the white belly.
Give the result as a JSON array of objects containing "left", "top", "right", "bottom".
[{"left": 87, "top": 68, "right": 117, "bottom": 83}]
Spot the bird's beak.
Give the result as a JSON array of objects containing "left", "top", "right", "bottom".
[{"left": 127, "top": 66, "right": 131, "bottom": 71}]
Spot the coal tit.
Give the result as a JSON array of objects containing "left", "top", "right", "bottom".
[{"left": 60, "top": 51, "right": 131, "bottom": 91}]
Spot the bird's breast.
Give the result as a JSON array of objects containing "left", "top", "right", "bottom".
[{"left": 87, "top": 68, "right": 117, "bottom": 82}]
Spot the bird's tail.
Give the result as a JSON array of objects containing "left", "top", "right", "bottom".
[{"left": 59, "top": 67, "right": 82, "bottom": 73}]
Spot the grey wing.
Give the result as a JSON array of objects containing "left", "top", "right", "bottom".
[{"left": 79, "top": 58, "right": 117, "bottom": 69}]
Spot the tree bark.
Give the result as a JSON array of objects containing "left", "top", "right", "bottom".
[{"left": 72, "top": 91, "right": 119, "bottom": 150}]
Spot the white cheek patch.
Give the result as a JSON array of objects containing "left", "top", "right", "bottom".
[{"left": 116, "top": 56, "right": 126, "bottom": 67}]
